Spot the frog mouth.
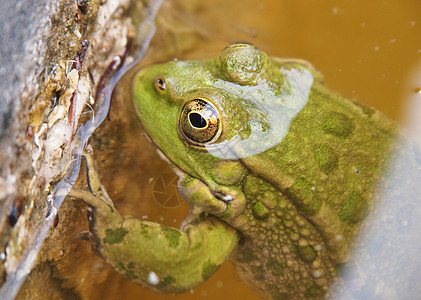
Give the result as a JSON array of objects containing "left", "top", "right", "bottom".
[{"left": 154, "top": 144, "right": 188, "bottom": 180}]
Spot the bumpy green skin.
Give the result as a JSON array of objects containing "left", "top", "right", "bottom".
[{"left": 74, "top": 44, "right": 398, "bottom": 299}]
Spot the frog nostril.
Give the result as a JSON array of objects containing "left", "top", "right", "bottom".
[{"left": 154, "top": 77, "right": 167, "bottom": 92}]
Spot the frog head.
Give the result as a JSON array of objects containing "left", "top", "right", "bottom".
[{"left": 132, "top": 43, "right": 316, "bottom": 219}]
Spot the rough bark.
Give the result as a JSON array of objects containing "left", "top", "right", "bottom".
[{"left": 0, "top": 0, "right": 153, "bottom": 298}]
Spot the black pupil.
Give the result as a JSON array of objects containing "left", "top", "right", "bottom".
[{"left": 189, "top": 112, "right": 207, "bottom": 128}]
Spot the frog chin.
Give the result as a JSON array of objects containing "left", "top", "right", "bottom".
[
  {"left": 139, "top": 126, "right": 243, "bottom": 220},
  {"left": 137, "top": 123, "right": 189, "bottom": 178}
]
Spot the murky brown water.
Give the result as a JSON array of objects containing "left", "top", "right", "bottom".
[{"left": 89, "top": 0, "right": 420, "bottom": 299}]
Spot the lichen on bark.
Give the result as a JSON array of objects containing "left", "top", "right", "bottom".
[{"left": 0, "top": 0, "right": 150, "bottom": 298}]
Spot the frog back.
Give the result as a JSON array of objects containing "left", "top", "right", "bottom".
[
  {"left": 244, "top": 82, "right": 397, "bottom": 248},
  {"left": 230, "top": 83, "right": 398, "bottom": 299}
]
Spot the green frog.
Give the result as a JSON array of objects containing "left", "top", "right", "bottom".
[{"left": 69, "top": 44, "right": 398, "bottom": 299}]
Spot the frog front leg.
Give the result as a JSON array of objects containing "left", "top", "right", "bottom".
[{"left": 68, "top": 148, "right": 239, "bottom": 293}]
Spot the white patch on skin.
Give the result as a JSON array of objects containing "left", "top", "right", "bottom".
[
  {"left": 223, "top": 194, "right": 233, "bottom": 201},
  {"left": 207, "top": 68, "right": 314, "bottom": 159},
  {"left": 148, "top": 271, "right": 160, "bottom": 285}
]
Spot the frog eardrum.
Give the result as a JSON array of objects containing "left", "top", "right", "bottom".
[{"left": 179, "top": 98, "right": 222, "bottom": 146}]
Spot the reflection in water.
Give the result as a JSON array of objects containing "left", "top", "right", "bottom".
[
  {"left": 207, "top": 67, "right": 313, "bottom": 159},
  {"left": 334, "top": 137, "right": 421, "bottom": 299},
  {"left": 334, "top": 63, "right": 421, "bottom": 299}
]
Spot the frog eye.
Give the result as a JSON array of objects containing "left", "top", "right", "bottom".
[
  {"left": 154, "top": 77, "right": 167, "bottom": 92},
  {"left": 179, "top": 98, "right": 222, "bottom": 146}
]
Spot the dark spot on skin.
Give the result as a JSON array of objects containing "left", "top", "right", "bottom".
[
  {"left": 266, "top": 258, "right": 286, "bottom": 276},
  {"left": 304, "top": 285, "right": 325, "bottom": 298},
  {"left": 321, "top": 111, "right": 355, "bottom": 138},
  {"left": 237, "top": 247, "right": 258, "bottom": 262},
  {"left": 290, "top": 244, "right": 298, "bottom": 254},
  {"left": 116, "top": 261, "right": 125, "bottom": 272},
  {"left": 125, "top": 268, "right": 139, "bottom": 280},
  {"left": 284, "top": 177, "right": 321, "bottom": 215},
  {"left": 114, "top": 261, "right": 139, "bottom": 280},
  {"left": 251, "top": 201, "right": 270, "bottom": 220},
  {"left": 353, "top": 101, "right": 375, "bottom": 117},
  {"left": 190, "top": 241, "right": 203, "bottom": 251},
  {"left": 298, "top": 245, "right": 317, "bottom": 263},
  {"left": 187, "top": 217, "right": 202, "bottom": 227},
  {"left": 140, "top": 223, "right": 149, "bottom": 236},
  {"left": 313, "top": 144, "right": 339, "bottom": 174},
  {"left": 160, "top": 226, "right": 181, "bottom": 249},
  {"left": 103, "top": 228, "right": 128, "bottom": 245},
  {"left": 202, "top": 260, "right": 219, "bottom": 280},
  {"left": 157, "top": 276, "right": 176, "bottom": 289},
  {"left": 252, "top": 265, "right": 265, "bottom": 280},
  {"left": 338, "top": 190, "right": 368, "bottom": 223},
  {"left": 127, "top": 262, "right": 135, "bottom": 269}
]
